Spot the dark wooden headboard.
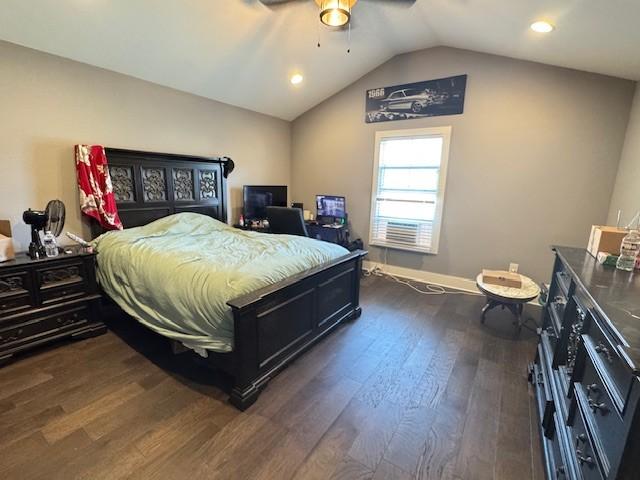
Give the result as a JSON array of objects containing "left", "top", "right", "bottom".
[{"left": 90, "top": 148, "right": 234, "bottom": 238}]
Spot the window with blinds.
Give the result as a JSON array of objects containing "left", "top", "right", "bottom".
[{"left": 369, "top": 127, "right": 451, "bottom": 254}]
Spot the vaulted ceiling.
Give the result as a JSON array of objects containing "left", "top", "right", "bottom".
[{"left": 1, "top": 0, "right": 638, "bottom": 120}]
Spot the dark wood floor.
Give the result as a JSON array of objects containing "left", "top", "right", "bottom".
[{"left": 0, "top": 276, "right": 543, "bottom": 479}]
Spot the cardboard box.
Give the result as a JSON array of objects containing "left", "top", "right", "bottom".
[
  {"left": 482, "top": 269, "right": 522, "bottom": 288},
  {"left": 0, "top": 220, "right": 15, "bottom": 262},
  {"left": 587, "top": 225, "right": 628, "bottom": 258},
  {"left": 0, "top": 220, "right": 10, "bottom": 238}
]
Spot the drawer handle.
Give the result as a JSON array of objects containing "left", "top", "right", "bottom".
[
  {"left": 0, "top": 329, "right": 23, "bottom": 345},
  {"left": 586, "top": 383, "right": 600, "bottom": 394},
  {"left": 576, "top": 433, "right": 588, "bottom": 443},
  {"left": 588, "top": 398, "right": 610, "bottom": 415},
  {"left": 554, "top": 296, "right": 566, "bottom": 305},
  {"left": 594, "top": 341, "right": 614, "bottom": 363},
  {"left": 57, "top": 313, "right": 80, "bottom": 326},
  {"left": 576, "top": 449, "right": 595, "bottom": 468}
]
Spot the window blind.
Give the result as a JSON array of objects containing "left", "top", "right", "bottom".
[{"left": 369, "top": 129, "right": 450, "bottom": 254}]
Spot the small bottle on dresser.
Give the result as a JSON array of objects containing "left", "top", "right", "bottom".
[
  {"left": 43, "top": 231, "right": 59, "bottom": 258},
  {"left": 616, "top": 229, "right": 640, "bottom": 271}
]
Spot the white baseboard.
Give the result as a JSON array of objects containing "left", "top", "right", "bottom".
[
  {"left": 363, "top": 260, "right": 541, "bottom": 306},
  {"left": 363, "top": 260, "right": 480, "bottom": 294}
]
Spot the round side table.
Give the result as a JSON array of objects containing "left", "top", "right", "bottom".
[{"left": 476, "top": 272, "right": 540, "bottom": 333}]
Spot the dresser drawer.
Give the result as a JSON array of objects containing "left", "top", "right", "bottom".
[
  {"left": 534, "top": 352, "right": 555, "bottom": 435},
  {"left": 582, "top": 319, "right": 632, "bottom": 412},
  {"left": 575, "top": 348, "right": 624, "bottom": 474},
  {"left": 36, "top": 260, "right": 86, "bottom": 291},
  {"left": 542, "top": 413, "right": 571, "bottom": 480},
  {"left": 568, "top": 398, "right": 604, "bottom": 480},
  {"left": 40, "top": 282, "right": 88, "bottom": 305},
  {"left": 0, "top": 270, "right": 34, "bottom": 314},
  {"left": 0, "top": 293, "right": 33, "bottom": 315},
  {"left": 0, "top": 304, "right": 90, "bottom": 351}
]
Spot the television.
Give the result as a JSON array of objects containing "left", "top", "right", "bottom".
[
  {"left": 316, "top": 195, "right": 346, "bottom": 219},
  {"left": 243, "top": 185, "right": 288, "bottom": 220}
]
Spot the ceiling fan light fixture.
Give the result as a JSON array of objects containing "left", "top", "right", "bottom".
[{"left": 317, "top": 0, "right": 357, "bottom": 28}]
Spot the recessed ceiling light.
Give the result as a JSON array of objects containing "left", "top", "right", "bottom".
[
  {"left": 530, "top": 21, "right": 554, "bottom": 33},
  {"left": 290, "top": 74, "right": 304, "bottom": 85}
]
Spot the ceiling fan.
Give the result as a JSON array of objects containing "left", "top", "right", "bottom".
[{"left": 258, "top": 0, "right": 416, "bottom": 28}]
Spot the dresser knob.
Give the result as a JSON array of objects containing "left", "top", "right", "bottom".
[
  {"left": 589, "top": 399, "right": 609, "bottom": 414},
  {"left": 576, "top": 433, "right": 587, "bottom": 443},
  {"left": 586, "top": 383, "right": 600, "bottom": 394},
  {"left": 555, "top": 465, "right": 565, "bottom": 479},
  {"left": 594, "top": 342, "right": 613, "bottom": 363},
  {"left": 576, "top": 450, "right": 595, "bottom": 468}
]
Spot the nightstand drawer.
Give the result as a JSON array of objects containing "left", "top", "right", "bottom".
[
  {"left": 0, "top": 270, "right": 31, "bottom": 295},
  {"left": 40, "top": 282, "right": 88, "bottom": 305},
  {"left": 0, "top": 305, "right": 90, "bottom": 350},
  {"left": 0, "top": 271, "right": 34, "bottom": 314},
  {"left": 0, "top": 293, "right": 33, "bottom": 315},
  {"left": 36, "top": 261, "right": 85, "bottom": 291}
]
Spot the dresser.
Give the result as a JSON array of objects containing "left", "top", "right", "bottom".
[
  {"left": 531, "top": 247, "right": 640, "bottom": 480},
  {"left": 0, "top": 248, "right": 105, "bottom": 365}
]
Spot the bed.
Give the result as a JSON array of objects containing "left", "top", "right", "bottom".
[{"left": 91, "top": 148, "right": 366, "bottom": 410}]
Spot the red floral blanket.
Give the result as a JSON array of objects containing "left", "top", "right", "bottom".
[{"left": 75, "top": 145, "right": 123, "bottom": 231}]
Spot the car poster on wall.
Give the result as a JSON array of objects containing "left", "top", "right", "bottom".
[{"left": 365, "top": 74, "right": 467, "bottom": 123}]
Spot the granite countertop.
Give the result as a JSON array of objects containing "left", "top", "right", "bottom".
[{"left": 554, "top": 246, "right": 640, "bottom": 374}]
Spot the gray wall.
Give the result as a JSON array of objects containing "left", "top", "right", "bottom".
[
  {"left": 0, "top": 40, "right": 291, "bottom": 250},
  {"left": 608, "top": 85, "right": 640, "bottom": 227},
  {"left": 291, "top": 47, "right": 635, "bottom": 282}
]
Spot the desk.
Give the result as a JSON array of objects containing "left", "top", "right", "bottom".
[
  {"left": 306, "top": 223, "right": 349, "bottom": 247},
  {"left": 233, "top": 222, "right": 350, "bottom": 248}
]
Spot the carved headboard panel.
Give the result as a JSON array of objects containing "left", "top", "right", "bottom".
[{"left": 90, "top": 148, "right": 233, "bottom": 238}]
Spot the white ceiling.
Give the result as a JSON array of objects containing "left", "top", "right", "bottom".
[{"left": 1, "top": 0, "right": 639, "bottom": 120}]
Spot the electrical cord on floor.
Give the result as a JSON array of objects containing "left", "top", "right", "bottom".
[{"left": 362, "top": 248, "right": 482, "bottom": 297}]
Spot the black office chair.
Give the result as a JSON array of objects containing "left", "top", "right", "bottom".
[{"left": 266, "top": 206, "right": 309, "bottom": 237}]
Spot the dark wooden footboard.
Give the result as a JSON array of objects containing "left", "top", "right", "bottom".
[{"left": 225, "top": 250, "right": 366, "bottom": 410}]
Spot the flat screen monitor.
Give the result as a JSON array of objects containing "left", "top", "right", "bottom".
[
  {"left": 316, "top": 195, "right": 346, "bottom": 219},
  {"left": 243, "top": 185, "right": 288, "bottom": 220}
]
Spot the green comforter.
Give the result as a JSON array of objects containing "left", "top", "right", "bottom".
[{"left": 93, "top": 213, "right": 349, "bottom": 353}]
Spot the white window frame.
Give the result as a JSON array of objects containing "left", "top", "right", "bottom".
[{"left": 369, "top": 126, "right": 452, "bottom": 254}]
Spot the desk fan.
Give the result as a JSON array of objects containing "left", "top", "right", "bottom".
[{"left": 22, "top": 200, "right": 66, "bottom": 259}]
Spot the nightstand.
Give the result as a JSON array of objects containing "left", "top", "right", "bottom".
[{"left": 0, "top": 247, "right": 106, "bottom": 365}]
